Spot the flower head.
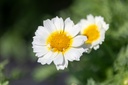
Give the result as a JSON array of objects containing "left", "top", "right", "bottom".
[
  {"left": 79, "top": 14, "right": 109, "bottom": 51},
  {"left": 32, "top": 16, "right": 87, "bottom": 70}
]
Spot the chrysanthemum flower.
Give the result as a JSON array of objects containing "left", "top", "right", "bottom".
[
  {"left": 79, "top": 14, "right": 109, "bottom": 51},
  {"left": 32, "top": 17, "right": 87, "bottom": 70}
]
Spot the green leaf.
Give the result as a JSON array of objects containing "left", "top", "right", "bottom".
[
  {"left": 114, "top": 45, "right": 128, "bottom": 72},
  {"left": 87, "top": 78, "right": 97, "bottom": 85},
  {"left": 0, "top": 81, "right": 9, "bottom": 85},
  {"left": 32, "top": 65, "right": 57, "bottom": 82}
]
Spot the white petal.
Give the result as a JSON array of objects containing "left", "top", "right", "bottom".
[
  {"left": 72, "top": 24, "right": 81, "bottom": 37},
  {"left": 103, "top": 23, "right": 109, "bottom": 31},
  {"left": 64, "top": 18, "right": 74, "bottom": 29},
  {"left": 95, "top": 16, "right": 104, "bottom": 23},
  {"left": 35, "top": 26, "right": 49, "bottom": 38},
  {"left": 33, "top": 46, "right": 49, "bottom": 57},
  {"left": 94, "top": 45, "right": 99, "bottom": 50},
  {"left": 53, "top": 53, "right": 64, "bottom": 65},
  {"left": 65, "top": 18, "right": 81, "bottom": 37},
  {"left": 80, "top": 19, "right": 89, "bottom": 34},
  {"left": 35, "top": 52, "right": 46, "bottom": 57},
  {"left": 43, "top": 19, "right": 56, "bottom": 32},
  {"left": 52, "top": 16, "right": 64, "bottom": 31},
  {"left": 72, "top": 35, "right": 87, "bottom": 47},
  {"left": 64, "top": 48, "right": 84, "bottom": 61},
  {"left": 32, "top": 36, "right": 46, "bottom": 45},
  {"left": 33, "top": 26, "right": 49, "bottom": 46},
  {"left": 37, "top": 51, "right": 53, "bottom": 65},
  {"left": 64, "top": 18, "right": 74, "bottom": 33},
  {"left": 95, "top": 16, "right": 109, "bottom": 31},
  {"left": 46, "top": 52, "right": 58, "bottom": 65},
  {"left": 56, "top": 58, "right": 68, "bottom": 70},
  {"left": 87, "top": 14, "right": 95, "bottom": 23},
  {"left": 65, "top": 18, "right": 80, "bottom": 37}
]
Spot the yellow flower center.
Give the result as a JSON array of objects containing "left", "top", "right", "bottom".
[
  {"left": 82, "top": 24, "right": 100, "bottom": 44},
  {"left": 47, "top": 31, "right": 73, "bottom": 53}
]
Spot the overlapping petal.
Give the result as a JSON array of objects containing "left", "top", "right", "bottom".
[
  {"left": 64, "top": 48, "right": 84, "bottom": 61},
  {"left": 72, "top": 35, "right": 87, "bottom": 47},
  {"left": 64, "top": 18, "right": 80, "bottom": 37}
]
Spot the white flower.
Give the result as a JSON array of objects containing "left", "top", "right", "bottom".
[
  {"left": 80, "top": 14, "right": 109, "bottom": 51},
  {"left": 32, "top": 16, "right": 87, "bottom": 70}
]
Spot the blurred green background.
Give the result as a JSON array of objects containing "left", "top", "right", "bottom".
[{"left": 0, "top": 0, "right": 128, "bottom": 85}]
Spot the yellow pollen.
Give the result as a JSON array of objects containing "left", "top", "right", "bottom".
[
  {"left": 47, "top": 31, "right": 72, "bottom": 53},
  {"left": 82, "top": 24, "right": 100, "bottom": 44}
]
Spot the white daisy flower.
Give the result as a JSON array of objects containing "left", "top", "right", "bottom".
[
  {"left": 80, "top": 14, "right": 109, "bottom": 51},
  {"left": 32, "top": 16, "right": 87, "bottom": 70}
]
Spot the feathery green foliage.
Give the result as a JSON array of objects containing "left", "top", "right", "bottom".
[
  {"left": 0, "top": 0, "right": 128, "bottom": 85},
  {"left": 0, "top": 60, "right": 9, "bottom": 85}
]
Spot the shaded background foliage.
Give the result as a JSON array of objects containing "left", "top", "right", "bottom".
[{"left": 0, "top": 0, "right": 128, "bottom": 85}]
